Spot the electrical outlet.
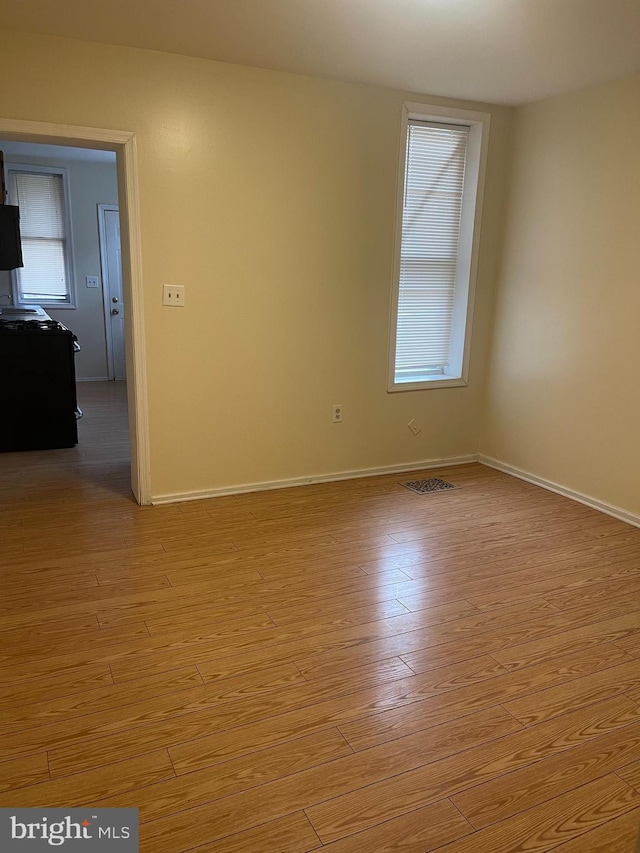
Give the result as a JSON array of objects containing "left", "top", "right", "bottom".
[
  {"left": 408, "top": 418, "right": 422, "bottom": 436},
  {"left": 163, "top": 284, "right": 185, "bottom": 307},
  {"left": 85, "top": 275, "right": 99, "bottom": 289},
  {"left": 333, "top": 405, "right": 343, "bottom": 424}
]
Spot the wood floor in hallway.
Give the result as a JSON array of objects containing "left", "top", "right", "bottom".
[{"left": 1, "top": 381, "right": 640, "bottom": 851}]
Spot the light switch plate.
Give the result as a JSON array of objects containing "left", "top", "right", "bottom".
[{"left": 163, "top": 284, "right": 185, "bottom": 307}]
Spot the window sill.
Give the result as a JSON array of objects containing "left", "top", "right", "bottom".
[{"left": 388, "top": 376, "right": 468, "bottom": 392}]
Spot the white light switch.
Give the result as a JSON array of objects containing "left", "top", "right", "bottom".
[
  {"left": 163, "top": 284, "right": 185, "bottom": 307},
  {"left": 86, "top": 275, "right": 99, "bottom": 288}
]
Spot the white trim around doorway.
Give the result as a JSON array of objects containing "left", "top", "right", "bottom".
[{"left": 0, "top": 118, "right": 151, "bottom": 505}]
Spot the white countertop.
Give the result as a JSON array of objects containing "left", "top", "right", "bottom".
[{"left": 0, "top": 305, "right": 51, "bottom": 321}]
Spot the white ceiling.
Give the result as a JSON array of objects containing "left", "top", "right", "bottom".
[
  {"left": 3, "top": 0, "right": 640, "bottom": 105},
  {"left": 0, "top": 141, "right": 116, "bottom": 163}
]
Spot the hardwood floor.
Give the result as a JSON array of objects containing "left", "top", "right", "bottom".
[{"left": 1, "top": 381, "right": 640, "bottom": 851}]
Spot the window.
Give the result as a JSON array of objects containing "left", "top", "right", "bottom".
[
  {"left": 8, "top": 165, "right": 75, "bottom": 307},
  {"left": 389, "top": 103, "right": 489, "bottom": 390}
]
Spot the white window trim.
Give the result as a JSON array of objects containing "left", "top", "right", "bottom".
[
  {"left": 388, "top": 102, "right": 490, "bottom": 391},
  {"left": 7, "top": 163, "right": 77, "bottom": 309}
]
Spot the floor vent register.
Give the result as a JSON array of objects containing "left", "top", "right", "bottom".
[{"left": 401, "top": 478, "right": 457, "bottom": 494}]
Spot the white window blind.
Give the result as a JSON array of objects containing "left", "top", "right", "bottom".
[
  {"left": 394, "top": 121, "right": 469, "bottom": 383},
  {"left": 11, "top": 170, "right": 71, "bottom": 303}
]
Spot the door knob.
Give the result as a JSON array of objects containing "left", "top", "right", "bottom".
[
  {"left": 111, "top": 308, "right": 119, "bottom": 316},
  {"left": 112, "top": 297, "right": 119, "bottom": 303}
]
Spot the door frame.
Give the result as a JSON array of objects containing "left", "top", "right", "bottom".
[
  {"left": 97, "top": 203, "right": 121, "bottom": 381},
  {"left": 0, "top": 118, "right": 151, "bottom": 504}
]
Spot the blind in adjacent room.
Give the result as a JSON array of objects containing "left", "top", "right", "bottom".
[
  {"left": 12, "top": 171, "right": 70, "bottom": 303},
  {"left": 394, "top": 120, "right": 469, "bottom": 383}
]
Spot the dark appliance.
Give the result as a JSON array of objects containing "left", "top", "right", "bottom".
[
  {"left": 0, "top": 205, "right": 23, "bottom": 271},
  {"left": 0, "top": 317, "right": 79, "bottom": 451}
]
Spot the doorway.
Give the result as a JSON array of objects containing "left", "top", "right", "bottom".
[{"left": 0, "top": 118, "right": 150, "bottom": 504}]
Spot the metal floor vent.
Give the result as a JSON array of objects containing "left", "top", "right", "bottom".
[{"left": 401, "top": 478, "right": 457, "bottom": 494}]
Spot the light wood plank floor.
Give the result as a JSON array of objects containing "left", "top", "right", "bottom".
[{"left": 1, "top": 382, "right": 640, "bottom": 851}]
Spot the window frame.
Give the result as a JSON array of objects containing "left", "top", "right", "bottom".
[
  {"left": 7, "top": 163, "right": 77, "bottom": 309},
  {"left": 388, "top": 102, "right": 490, "bottom": 392}
]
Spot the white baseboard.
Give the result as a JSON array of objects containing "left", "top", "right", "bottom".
[
  {"left": 76, "top": 376, "right": 110, "bottom": 382},
  {"left": 478, "top": 454, "right": 640, "bottom": 529},
  {"left": 151, "top": 454, "right": 479, "bottom": 505}
]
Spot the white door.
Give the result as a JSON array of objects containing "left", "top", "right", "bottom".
[{"left": 98, "top": 205, "right": 126, "bottom": 380}]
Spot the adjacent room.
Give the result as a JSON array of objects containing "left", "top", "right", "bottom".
[
  {"left": 0, "top": 1, "right": 639, "bottom": 851},
  {"left": 0, "top": 141, "right": 129, "bottom": 495}
]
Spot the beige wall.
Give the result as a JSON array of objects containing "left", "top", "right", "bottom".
[
  {"left": 481, "top": 72, "right": 640, "bottom": 515},
  {"left": 0, "top": 151, "right": 118, "bottom": 380},
  {"left": 0, "top": 32, "right": 511, "bottom": 499}
]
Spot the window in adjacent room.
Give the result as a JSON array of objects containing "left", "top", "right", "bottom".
[
  {"left": 388, "top": 103, "right": 490, "bottom": 391},
  {"left": 7, "top": 165, "right": 75, "bottom": 307}
]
